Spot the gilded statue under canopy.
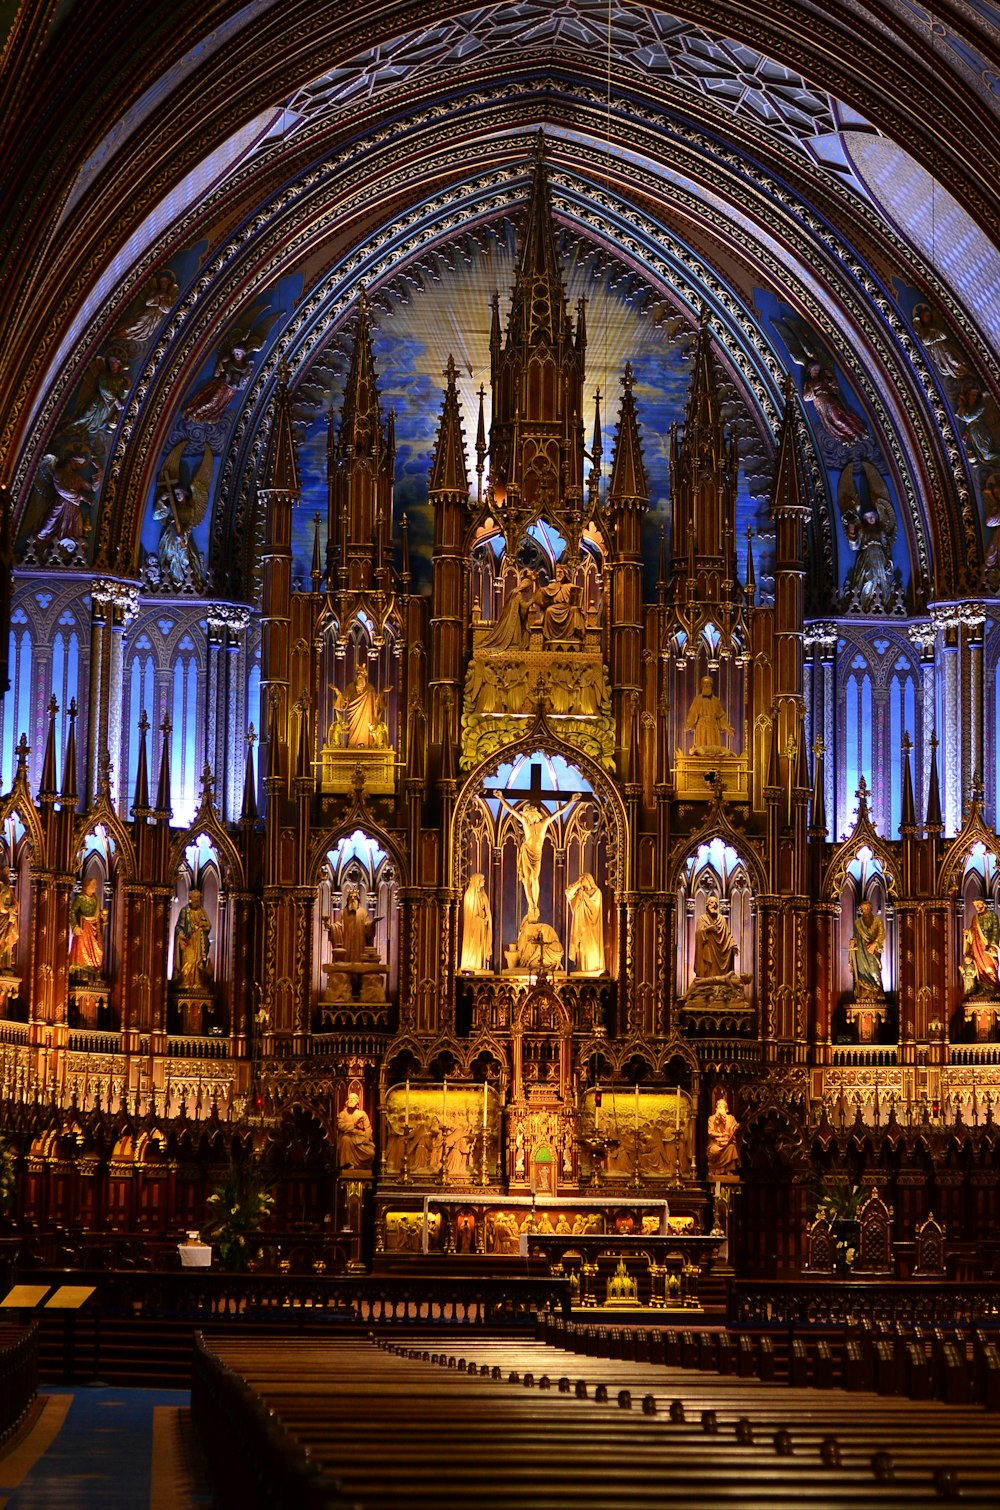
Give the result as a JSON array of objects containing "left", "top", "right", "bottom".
[
  {"left": 330, "top": 665, "right": 391, "bottom": 749},
  {"left": 683, "top": 894, "right": 748, "bottom": 1009},
  {"left": 459, "top": 873, "right": 492, "bottom": 973},
  {"left": 566, "top": 872, "right": 604, "bottom": 974},
  {"left": 462, "top": 558, "right": 614, "bottom": 772}
]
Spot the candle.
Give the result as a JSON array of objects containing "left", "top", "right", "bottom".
[
  {"left": 715, "top": 1180, "right": 721, "bottom": 1200},
  {"left": 634, "top": 1083, "right": 640, "bottom": 1131},
  {"left": 404, "top": 1079, "right": 410, "bottom": 1124},
  {"left": 675, "top": 1089, "right": 680, "bottom": 1131},
  {"left": 442, "top": 1079, "right": 447, "bottom": 1118},
  {"left": 530, "top": 1166, "right": 536, "bottom": 1195},
  {"left": 482, "top": 1083, "right": 488, "bottom": 1129},
  {"left": 595, "top": 1087, "right": 601, "bottom": 1131}
]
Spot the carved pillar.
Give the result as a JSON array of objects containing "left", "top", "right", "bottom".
[
  {"left": 908, "top": 622, "right": 936, "bottom": 821},
  {"left": 930, "top": 607, "right": 960, "bottom": 836},
  {"left": 88, "top": 580, "right": 139, "bottom": 807},
  {"left": 205, "top": 604, "right": 250, "bottom": 823}
]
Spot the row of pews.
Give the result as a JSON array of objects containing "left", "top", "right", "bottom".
[
  {"left": 193, "top": 1323, "right": 1000, "bottom": 1507},
  {"left": 540, "top": 1314, "right": 1000, "bottom": 1407}
]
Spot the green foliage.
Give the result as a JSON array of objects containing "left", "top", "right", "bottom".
[
  {"left": 0, "top": 1138, "right": 15, "bottom": 1212},
  {"left": 202, "top": 1157, "right": 274, "bottom": 1270}
]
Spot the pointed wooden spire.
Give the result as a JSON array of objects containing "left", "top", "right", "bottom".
[
  {"left": 131, "top": 709, "right": 150, "bottom": 817},
  {"left": 400, "top": 512, "right": 411, "bottom": 592},
  {"left": 771, "top": 372, "right": 805, "bottom": 518},
  {"left": 338, "top": 289, "right": 384, "bottom": 466},
  {"left": 295, "top": 696, "right": 311, "bottom": 785},
  {"left": 38, "top": 694, "right": 59, "bottom": 802},
  {"left": 657, "top": 523, "right": 668, "bottom": 604},
  {"left": 925, "top": 733, "right": 943, "bottom": 835},
  {"left": 429, "top": 356, "right": 470, "bottom": 495},
  {"left": 240, "top": 725, "right": 258, "bottom": 826},
  {"left": 439, "top": 693, "right": 456, "bottom": 786},
  {"left": 745, "top": 525, "right": 756, "bottom": 604},
  {"left": 507, "top": 130, "right": 567, "bottom": 347},
  {"left": 766, "top": 705, "right": 781, "bottom": 791},
  {"left": 899, "top": 731, "right": 917, "bottom": 836},
  {"left": 265, "top": 691, "right": 284, "bottom": 788},
  {"left": 608, "top": 364, "right": 648, "bottom": 504},
  {"left": 311, "top": 513, "right": 322, "bottom": 594},
  {"left": 809, "top": 736, "right": 827, "bottom": 838},
  {"left": 265, "top": 359, "right": 300, "bottom": 494},
  {"left": 60, "top": 697, "right": 78, "bottom": 809},
  {"left": 683, "top": 303, "right": 722, "bottom": 441},
  {"left": 588, "top": 387, "right": 603, "bottom": 509},
  {"left": 154, "top": 716, "right": 172, "bottom": 820},
  {"left": 474, "top": 385, "right": 487, "bottom": 507}
]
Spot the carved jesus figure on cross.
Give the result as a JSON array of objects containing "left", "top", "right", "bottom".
[{"left": 492, "top": 788, "right": 581, "bottom": 923}]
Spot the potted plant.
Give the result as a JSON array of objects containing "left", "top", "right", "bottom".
[{"left": 201, "top": 1156, "right": 274, "bottom": 1271}]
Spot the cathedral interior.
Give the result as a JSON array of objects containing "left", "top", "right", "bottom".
[{"left": 5, "top": 0, "right": 1000, "bottom": 1313}]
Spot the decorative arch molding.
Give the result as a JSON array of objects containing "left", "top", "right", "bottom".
[
  {"left": 307, "top": 817, "right": 408, "bottom": 893},
  {"left": 451, "top": 715, "right": 631, "bottom": 897},
  {"left": 72, "top": 796, "right": 136, "bottom": 883},
  {"left": 665, "top": 796, "right": 768, "bottom": 899},
  {"left": 0, "top": 779, "right": 46, "bottom": 869},
  {"left": 821, "top": 786, "right": 900, "bottom": 899},
  {"left": 167, "top": 807, "right": 245, "bottom": 894},
  {"left": 938, "top": 798, "right": 1000, "bottom": 899}
]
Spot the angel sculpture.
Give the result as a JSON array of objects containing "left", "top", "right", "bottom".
[
  {"left": 838, "top": 462, "right": 900, "bottom": 612},
  {"left": 121, "top": 269, "right": 179, "bottom": 346},
  {"left": 773, "top": 314, "right": 867, "bottom": 446},
  {"left": 33, "top": 441, "right": 98, "bottom": 550},
  {"left": 912, "top": 303, "right": 967, "bottom": 383},
  {"left": 182, "top": 308, "right": 276, "bottom": 426},
  {"left": 152, "top": 442, "right": 214, "bottom": 591},
  {"left": 72, "top": 349, "right": 130, "bottom": 436}
]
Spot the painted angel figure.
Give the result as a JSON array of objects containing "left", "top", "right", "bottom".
[
  {"left": 774, "top": 314, "right": 867, "bottom": 445},
  {"left": 912, "top": 303, "right": 967, "bottom": 382},
  {"left": 182, "top": 307, "right": 277, "bottom": 426},
  {"left": 838, "top": 462, "right": 899, "bottom": 612},
  {"left": 152, "top": 442, "right": 214, "bottom": 591}
]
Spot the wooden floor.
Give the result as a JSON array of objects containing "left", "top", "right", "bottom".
[{"left": 198, "top": 1332, "right": 1000, "bottom": 1507}]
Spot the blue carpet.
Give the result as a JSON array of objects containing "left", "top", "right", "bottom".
[{"left": 3, "top": 1387, "right": 189, "bottom": 1509}]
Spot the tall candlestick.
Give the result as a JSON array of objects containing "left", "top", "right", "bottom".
[
  {"left": 442, "top": 1078, "right": 447, "bottom": 1119},
  {"left": 404, "top": 1079, "right": 410, "bottom": 1124},
  {"left": 482, "top": 1083, "right": 488, "bottom": 1129},
  {"left": 634, "top": 1083, "right": 640, "bottom": 1131},
  {"left": 675, "top": 1088, "right": 680, "bottom": 1131}
]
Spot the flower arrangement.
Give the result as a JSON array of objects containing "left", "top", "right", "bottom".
[
  {"left": 814, "top": 1182, "right": 863, "bottom": 1273},
  {"left": 202, "top": 1158, "right": 275, "bottom": 1270},
  {"left": 0, "top": 1138, "right": 16, "bottom": 1213}
]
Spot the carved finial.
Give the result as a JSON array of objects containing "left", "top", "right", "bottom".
[
  {"left": 199, "top": 762, "right": 216, "bottom": 804},
  {"left": 812, "top": 735, "right": 825, "bottom": 760},
  {"left": 160, "top": 714, "right": 172, "bottom": 738},
  {"left": 247, "top": 723, "right": 257, "bottom": 747},
  {"left": 14, "top": 735, "right": 28, "bottom": 775}
]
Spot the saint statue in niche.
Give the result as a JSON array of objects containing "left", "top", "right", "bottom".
[
  {"left": 685, "top": 676, "right": 734, "bottom": 756},
  {"left": 706, "top": 1096, "right": 740, "bottom": 1178},
  {"left": 566, "top": 872, "right": 605, "bottom": 974},
  {"left": 328, "top": 887, "right": 377, "bottom": 964},
  {"left": 337, "top": 1089, "right": 375, "bottom": 1170},
  {"left": 330, "top": 666, "right": 391, "bottom": 749},
  {"left": 459, "top": 873, "right": 492, "bottom": 973},
  {"left": 538, "top": 562, "right": 586, "bottom": 644},
  {"left": 480, "top": 569, "right": 537, "bottom": 651},
  {"left": 961, "top": 898, "right": 1000, "bottom": 998},
  {"left": 174, "top": 888, "right": 213, "bottom": 990},
  {"left": 492, "top": 790, "right": 580, "bottom": 923},
  {"left": 69, "top": 877, "right": 107, "bottom": 974},
  {"left": 694, "top": 895, "right": 738, "bottom": 980},
  {"left": 848, "top": 900, "right": 885, "bottom": 1003},
  {"left": 0, "top": 865, "right": 19, "bottom": 972}
]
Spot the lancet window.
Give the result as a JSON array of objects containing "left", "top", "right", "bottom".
[{"left": 1, "top": 613, "right": 32, "bottom": 791}]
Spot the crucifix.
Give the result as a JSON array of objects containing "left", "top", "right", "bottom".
[{"left": 492, "top": 763, "right": 582, "bottom": 923}]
